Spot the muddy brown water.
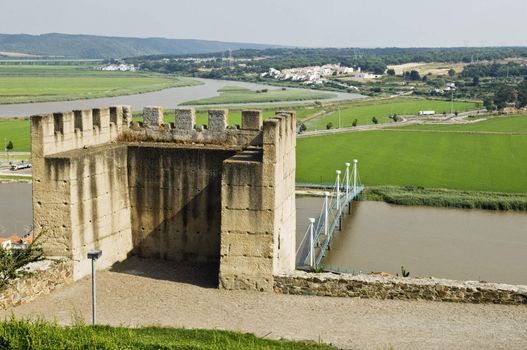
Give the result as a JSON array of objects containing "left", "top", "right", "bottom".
[
  {"left": 296, "top": 197, "right": 527, "bottom": 285},
  {"left": 0, "top": 183, "right": 32, "bottom": 236},
  {"left": 1, "top": 184, "right": 526, "bottom": 285}
]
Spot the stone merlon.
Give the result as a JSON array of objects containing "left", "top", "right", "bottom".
[{"left": 31, "top": 106, "right": 297, "bottom": 292}]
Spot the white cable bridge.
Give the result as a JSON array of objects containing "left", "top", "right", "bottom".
[{"left": 296, "top": 160, "right": 364, "bottom": 269}]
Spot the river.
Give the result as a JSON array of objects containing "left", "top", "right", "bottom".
[
  {"left": 297, "top": 197, "right": 527, "bottom": 285},
  {"left": 0, "top": 183, "right": 32, "bottom": 236},
  {"left": 0, "top": 78, "right": 363, "bottom": 118},
  {"left": 2, "top": 184, "right": 525, "bottom": 285}
]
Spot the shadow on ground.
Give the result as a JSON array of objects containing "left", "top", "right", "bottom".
[{"left": 110, "top": 256, "right": 219, "bottom": 289}]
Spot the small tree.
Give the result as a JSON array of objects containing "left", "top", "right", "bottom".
[
  {"left": 0, "top": 233, "right": 44, "bottom": 291},
  {"left": 299, "top": 123, "right": 307, "bottom": 132},
  {"left": 448, "top": 69, "right": 456, "bottom": 78},
  {"left": 352, "top": 119, "right": 358, "bottom": 127},
  {"left": 6, "top": 141, "right": 13, "bottom": 152},
  {"left": 386, "top": 69, "right": 396, "bottom": 76},
  {"left": 372, "top": 117, "right": 378, "bottom": 124},
  {"left": 326, "top": 122, "right": 333, "bottom": 130}
]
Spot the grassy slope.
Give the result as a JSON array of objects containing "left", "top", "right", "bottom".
[
  {"left": 297, "top": 126, "right": 527, "bottom": 193},
  {"left": 0, "top": 319, "right": 334, "bottom": 350},
  {"left": 0, "top": 65, "right": 199, "bottom": 104},
  {"left": 181, "top": 87, "right": 335, "bottom": 105},
  {"left": 306, "top": 98, "right": 479, "bottom": 130}
]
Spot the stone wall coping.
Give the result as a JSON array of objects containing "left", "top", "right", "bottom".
[{"left": 277, "top": 270, "right": 527, "bottom": 293}]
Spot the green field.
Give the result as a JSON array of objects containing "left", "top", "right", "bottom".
[
  {"left": 305, "top": 98, "right": 479, "bottom": 130},
  {"left": 0, "top": 319, "right": 333, "bottom": 349},
  {"left": 297, "top": 119, "right": 527, "bottom": 193},
  {"left": 181, "top": 86, "right": 335, "bottom": 105},
  {"left": 0, "top": 118, "right": 30, "bottom": 151},
  {"left": 0, "top": 65, "right": 199, "bottom": 104},
  {"left": 401, "top": 115, "right": 527, "bottom": 133}
]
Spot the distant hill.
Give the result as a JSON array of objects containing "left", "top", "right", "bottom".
[{"left": 0, "top": 33, "right": 282, "bottom": 59}]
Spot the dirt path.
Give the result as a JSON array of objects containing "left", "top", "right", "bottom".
[{"left": 2, "top": 257, "right": 526, "bottom": 350}]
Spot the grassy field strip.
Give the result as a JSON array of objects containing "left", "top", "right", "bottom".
[
  {"left": 379, "top": 128, "right": 527, "bottom": 135},
  {"left": 296, "top": 129, "right": 527, "bottom": 193},
  {"left": 401, "top": 115, "right": 527, "bottom": 133},
  {"left": 0, "top": 76, "right": 199, "bottom": 104},
  {"left": 181, "top": 86, "right": 336, "bottom": 105},
  {"left": 0, "top": 65, "right": 200, "bottom": 104},
  {"left": 306, "top": 98, "right": 479, "bottom": 130}
]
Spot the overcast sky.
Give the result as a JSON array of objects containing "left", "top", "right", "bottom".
[{"left": 1, "top": 0, "right": 526, "bottom": 47}]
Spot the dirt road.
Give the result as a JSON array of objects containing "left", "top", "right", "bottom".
[{"left": 1, "top": 257, "right": 526, "bottom": 350}]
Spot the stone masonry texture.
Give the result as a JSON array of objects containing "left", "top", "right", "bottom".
[
  {"left": 274, "top": 271, "right": 527, "bottom": 305},
  {"left": 31, "top": 106, "right": 297, "bottom": 291}
]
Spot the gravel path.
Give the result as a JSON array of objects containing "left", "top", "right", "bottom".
[{"left": 2, "top": 257, "right": 526, "bottom": 350}]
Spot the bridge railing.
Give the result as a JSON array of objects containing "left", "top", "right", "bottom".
[{"left": 296, "top": 160, "right": 364, "bottom": 270}]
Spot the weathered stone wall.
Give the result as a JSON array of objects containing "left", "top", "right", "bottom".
[
  {"left": 264, "top": 112, "right": 296, "bottom": 274},
  {"left": 219, "top": 112, "right": 296, "bottom": 291},
  {"left": 274, "top": 271, "right": 527, "bottom": 305},
  {"left": 0, "top": 260, "right": 73, "bottom": 309},
  {"left": 32, "top": 106, "right": 297, "bottom": 289},
  {"left": 128, "top": 107, "right": 263, "bottom": 146},
  {"left": 128, "top": 144, "right": 237, "bottom": 262},
  {"left": 32, "top": 107, "right": 134, "bottom": 280}
]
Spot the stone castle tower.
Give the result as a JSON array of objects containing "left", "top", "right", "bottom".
[{"left": 31, "top": 106, "right": 296, "bottom": 291}]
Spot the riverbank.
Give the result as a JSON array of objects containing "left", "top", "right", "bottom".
[
  {"left": 363, "top": 186, "right": 527, "bottom": 211},
  {"left": 297, "top": 185, "right": 527, "bottom": 211}
]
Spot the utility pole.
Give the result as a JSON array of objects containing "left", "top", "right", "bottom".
[{"left": 451, "top": 89, "right": 454, "bottom": 116}]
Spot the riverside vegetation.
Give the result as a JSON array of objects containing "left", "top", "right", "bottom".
[
  {"left": 181, "top": 86, "right": 335, "bottom": 105},
  {"left": 363, "top": 186, "right": 527, "bottom": 211}
]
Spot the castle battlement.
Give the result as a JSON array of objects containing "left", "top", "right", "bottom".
[{"left": 31, "top": 105, "right": 296, "bottom": 292}]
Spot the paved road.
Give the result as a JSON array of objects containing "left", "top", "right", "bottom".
[{"left": 2, "top": 257, "right": 526, "bottom": 350}]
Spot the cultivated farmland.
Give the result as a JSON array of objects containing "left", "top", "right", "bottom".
[
  {"left": 297, "top": 116, "right": 527, "bottom": 193},
  {"left": 0, "top": 65, "right": 199, "bottom": 104},
  {"left": 305, "top": 98, "right": 479, "bottom": 130}
]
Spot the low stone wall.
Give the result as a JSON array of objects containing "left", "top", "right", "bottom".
[
  {"left": 274, "top": 271, "right": 527, "bottom": 305},
  {"left": 0, "top": 259, "right": 72, "bottom": 309}
]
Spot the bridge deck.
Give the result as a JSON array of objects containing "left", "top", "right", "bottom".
[{"left": 296, "top": 185, "right": 364, "bottom": 269}]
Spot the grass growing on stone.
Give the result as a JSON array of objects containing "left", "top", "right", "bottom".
[
  {"left": 305, "top": 98, "right": 479, "bottom": 130},
  {"left": 296, "top": 120, "right": 527, "bottom": 193},
  {"left": 181, "top": 87, "right": 335, "bottom": 105},
  {"left": 0, "top": 319, "right": 335, "bottom": 350},
  {"left": 0, "top": 65, "right": 200, "bottom": 104}
]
